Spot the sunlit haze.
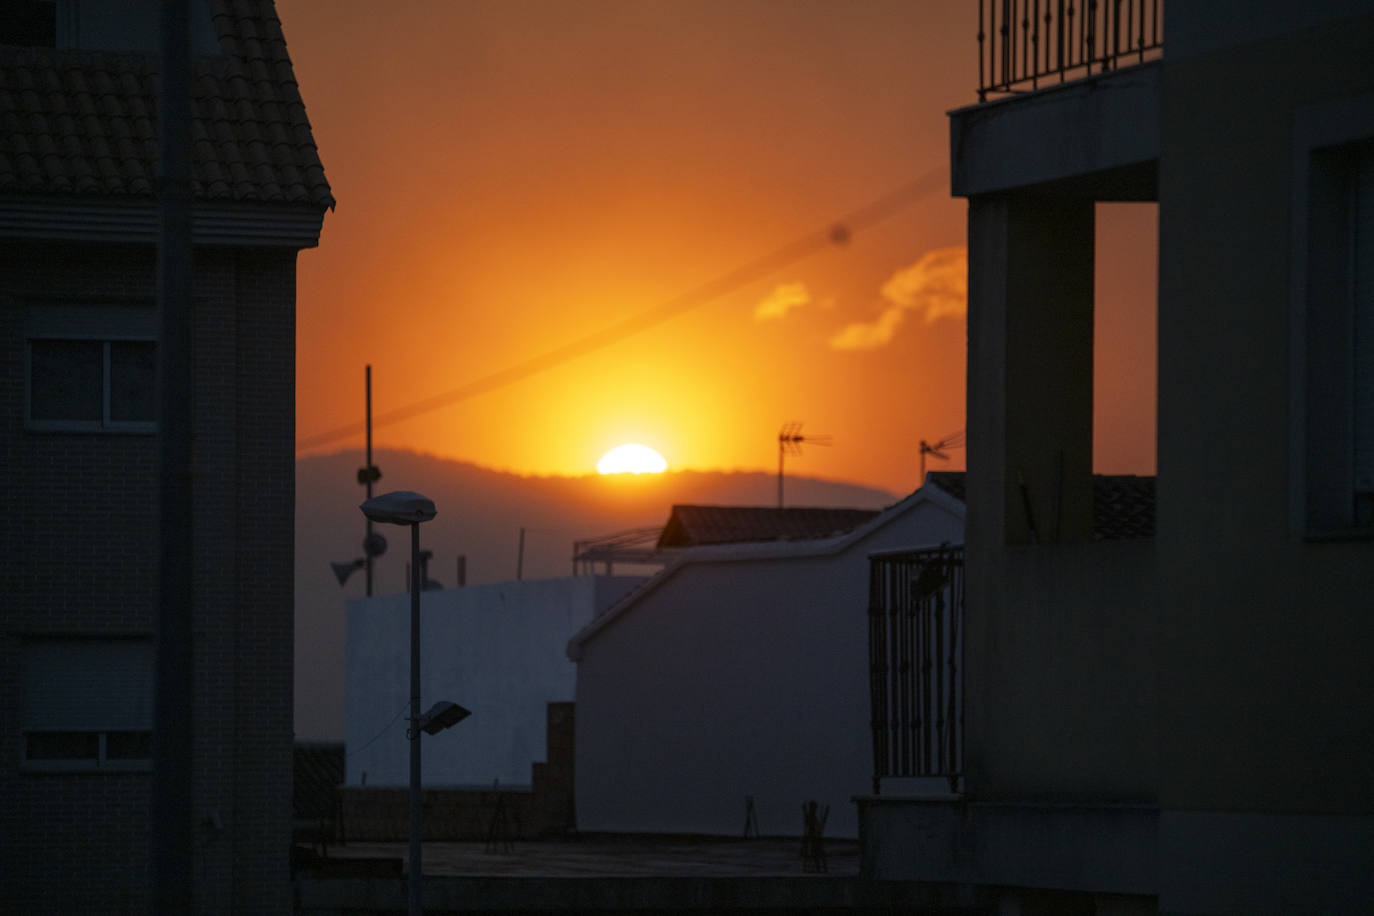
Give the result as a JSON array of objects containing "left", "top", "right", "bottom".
[{"left": 282, "top": 0, "right": 1157, "bottom": 493}]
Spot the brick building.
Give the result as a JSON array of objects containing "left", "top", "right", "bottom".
[{"left": 0, "top": 1, "right": 331, "bottom": 911}]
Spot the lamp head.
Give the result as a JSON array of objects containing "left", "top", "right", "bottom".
[
  {"left": 360, "top": 491, "right": 437, "bottom": 526},
  {"left": 419, "top": 701, "right": 471, "bottom": 735}
]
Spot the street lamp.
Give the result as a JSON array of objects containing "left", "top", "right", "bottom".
[{"left": 359, "top": 490, "right": 467, "bottom": 916}]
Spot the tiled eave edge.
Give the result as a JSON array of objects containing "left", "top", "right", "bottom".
[{"left": 0, "top": 196, "right": 327, "bottom": 248}]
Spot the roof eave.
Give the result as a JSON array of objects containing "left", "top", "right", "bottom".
[{"left": 0, "top": 195, "right": 329, "bottom": 248}]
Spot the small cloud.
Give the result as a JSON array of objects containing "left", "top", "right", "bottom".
[
  {"left": 828, "top": 246, "right": 967, "bottom": 350},
  {"left": 880, "top": 246, "right": 967, "bottom": 322},
  {"left": 754, "top": 281, "right": 811, "bottom": 321},
  {"left": 829, "top": 305, "right": 906, "bottom": 350}
]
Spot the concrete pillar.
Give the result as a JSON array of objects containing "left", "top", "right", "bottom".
[{"left": 967, "top": 194, "right": 1095, "bottom": 549}]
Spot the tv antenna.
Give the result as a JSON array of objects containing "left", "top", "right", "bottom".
[
  {"left": 778, "top": 422, "right": 832, "bottom": 508},
  {"left": 919, "top": 428, "right": 965, "bottom": 481}
]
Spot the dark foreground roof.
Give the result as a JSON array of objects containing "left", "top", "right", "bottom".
[
  {"left": 924, "top": 471, "right": 1155, "bottom": 540},
  {"left": 657, "top": 505, "right": 882, "bottom": 549},
  {"left": 0, "top": 0, "right": 332, "bottom": 208},
  {"left": 294, "top": 741, "right": 344, "bottom": 819}
]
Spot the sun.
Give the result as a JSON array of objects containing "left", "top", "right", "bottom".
[{"left": 597, "top": 443, "right": 668, "bottom": 475}]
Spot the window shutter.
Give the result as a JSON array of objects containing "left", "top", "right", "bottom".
[
  {"left": 22, "top": 639, "right": 154, "bottom": 731},
  {"left": 1355, "top": 152, "right": 1374, "bottom": 497}
]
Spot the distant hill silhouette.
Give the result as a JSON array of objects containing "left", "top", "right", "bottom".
[{"left": 295, "top": 448, "right": 898, "bottom": 740}]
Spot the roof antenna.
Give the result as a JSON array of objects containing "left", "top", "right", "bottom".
[
  {"left": 919, "top": 429, "right": 965, "bottom": 483},
  {"left": 778, "top": 422, "right": 832, "bottom": 509}
]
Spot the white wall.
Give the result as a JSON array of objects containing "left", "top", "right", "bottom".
[
  {"left": 573, "top": 497, "right": 962, "bottom": 839},
  {"left": 346, "top": 575, "right": 643, "bottom": 787}
]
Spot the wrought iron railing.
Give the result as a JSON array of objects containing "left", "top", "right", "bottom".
[
  {"left": 868, "top": 545, "right": 964, "bottom": 793},
  {"left": 978, "top": 0, "right": 1163, "bottom": 101}
]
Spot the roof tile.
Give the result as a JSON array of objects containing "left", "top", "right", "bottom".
[
  {"left": 924, "top": 471, "right": 1155, "bottom": 540},
  {"left": 0, "top": 0, "right": 333, "bottom": 209},
  {"left": 657, "top": 505, "right": 883, "bottom": 548}
]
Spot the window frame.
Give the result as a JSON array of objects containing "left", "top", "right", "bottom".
[
  {"left": 1291, "top": 91, "right": 1374, "bottom": 538},
  {"left": 19, "top": 636, "right": 154, "bottom": 774},
  {"left": 21, "top": 728, "right": 153, "bottom": 772},
  {"left": 23, "top": 303, "right": 157, "bottom": 434}
]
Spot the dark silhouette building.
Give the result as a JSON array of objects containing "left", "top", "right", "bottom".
[
  {"left": 1, "top": 1, "right": 331, "bottom": 910},
  {"left": 859, "top": 2, "right": 1374, "bottom": 912}
]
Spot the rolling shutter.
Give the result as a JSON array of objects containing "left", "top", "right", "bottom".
[{"left": 22, "top": 639, "right": 154, "bottom": 731}]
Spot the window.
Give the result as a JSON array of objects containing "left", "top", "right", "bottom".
[
  {"left": 21, "top": 638, "right": 153, "bottom": 771},
  {"left": 25, "top": 305, "right": 157, "bottom": 432},
  {"left": 1295, "top": 92, "right": 1374, "bottom": 535}
]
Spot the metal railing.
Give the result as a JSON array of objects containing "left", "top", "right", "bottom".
[
  {"left": 867, "top": 545, "right": 964, "bottom": 793},
  {"left": 978, "top": 0, "right": 1163, "bottom": 101}
]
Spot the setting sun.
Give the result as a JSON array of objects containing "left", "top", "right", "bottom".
[{"left": 597, "top": 443, "right": 668, "bottom": 475}]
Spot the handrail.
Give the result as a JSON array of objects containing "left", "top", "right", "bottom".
[
  {"left": 868, "top": 545, "right": 964, "bottom": 793},
  {"left": 978, "top": 0, "right": 1163, "bottom": 102}
]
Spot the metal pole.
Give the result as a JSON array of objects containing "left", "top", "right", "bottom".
[
  {"left": 366, "top": 365, "right": 374, "bottom": 597},
  {"left": 409, "top": 520, "right": 422, "bottom": 916},
  {"left": 777, "top": 439, "right": 784, "bottom": 509},
  {"left": 153, "top": 0, "right": 194, "bottom": 909},
  {"left": 516, "top": 527, "right": 525, "bottom": 580}
]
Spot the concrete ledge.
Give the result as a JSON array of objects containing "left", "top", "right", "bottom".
[
  {"left": 858, "top": 797, "right": 1157, "bottom": 896},
  {"left": 950, "top": 62, "right": 1160, "bottom": 199},
  {"left": 340, "top": 786, "right": 569, "bottom": 841},
  {"left": 295, "top": 876, "right": 987, "bottom": 913}
]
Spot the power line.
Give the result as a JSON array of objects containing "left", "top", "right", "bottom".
[
  {"left": 347, "top": 700, "right": 411, "bottom": 758},
  {"left": 296, "top": 169, "right": 946, "bottom": 453}
]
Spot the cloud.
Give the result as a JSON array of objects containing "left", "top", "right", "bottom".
[
  {"left": 753, "top": 281, "right": 811, "bottom": 321},
  {"left": 829, "top": 306, "right": 905, "bottom": 350},
  {"left": 829, "top": 246, "right": 967, "bottom": 350}
]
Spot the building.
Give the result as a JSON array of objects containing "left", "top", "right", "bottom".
[
  {"left": 347, "top": 575, "right": 645, "bottom": 789},
  {"left": 569, "top": 485, "right": 965, "bottom": 839},
  {"left": 859, "top": 2, "right": 1374, "bottom": 912},
  {"left": 1, "top": 1, "right": 330, "bottom": 911}
]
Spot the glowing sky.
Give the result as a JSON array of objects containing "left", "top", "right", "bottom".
[{"left": 281, "top": 0, "right": 1156, "bottom": 494}]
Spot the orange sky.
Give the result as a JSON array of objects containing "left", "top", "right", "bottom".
[{"left": 280, "top": 0, "right": 1156, "bottom": 495}]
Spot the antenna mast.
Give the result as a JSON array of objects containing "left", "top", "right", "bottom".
[
  {"left": 777, "top": 422, "right": 832, "bottom": 508},
  {"left": 919, "top": 428, "right": 966, "bottom": 482}
]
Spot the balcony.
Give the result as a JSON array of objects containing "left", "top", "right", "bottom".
[{"left": 978, "top": 0, "right": 1163, "bottom": 101}]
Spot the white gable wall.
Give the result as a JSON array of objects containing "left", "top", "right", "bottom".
[
  {"left": 573, "top": 496, "right": 962, "bottom": 839},
  {"left": 346, "top": 575, "right": 644, "bottom": 788}
]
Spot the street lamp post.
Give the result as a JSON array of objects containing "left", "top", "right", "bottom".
[{"left": 359, "top": 491, "right": 467, "bottom": 916}]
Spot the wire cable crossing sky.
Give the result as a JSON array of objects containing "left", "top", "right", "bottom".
[{"left": 295, "top": 170, "right": 946, "bottom": 453}]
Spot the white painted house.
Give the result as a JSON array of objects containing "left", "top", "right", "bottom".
[
  {"left": 567, "top": 483, "right": 965, "bottom": 839},
  {"left": 347, "top": 575, "right": 644, "bottom": 788}
]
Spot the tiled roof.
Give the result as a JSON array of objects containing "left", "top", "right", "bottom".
[
  {"left": 0, "top": 0, "right": 332, "bottom": 209},
  {"left": 923, "top": 471, "right": 1156, "bottom": 540},
  {"left": 1091, "top": 474, "right": 1155, "bottom": 540},
  {"left": 926, "top": 471, "right": 966, "bottom": 503},
  {"left": 657, "top": 505, "right": 882, "bottom": 548}
]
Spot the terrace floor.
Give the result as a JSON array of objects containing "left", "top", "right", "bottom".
[{"left": 323, "top": 835, "right": 858, "bottom": 877}]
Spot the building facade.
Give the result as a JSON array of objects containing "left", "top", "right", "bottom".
[
  {"left": 346, "top": 575, "right": 646, "bottom": 790},
  {"left": 0, "top": 1, "right": 330, "bottom": 911}
]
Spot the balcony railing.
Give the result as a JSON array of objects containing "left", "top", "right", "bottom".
[
  {"left": 978, "top": 0, "right": 1163, "bottom": 101},
  {"left": 867, "top": 545, "right": 964, "bottom": 794}
]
